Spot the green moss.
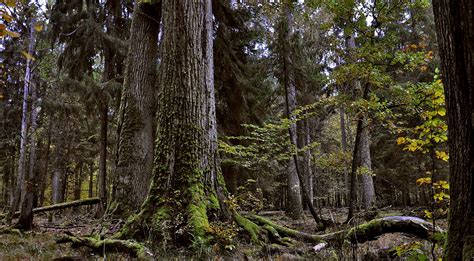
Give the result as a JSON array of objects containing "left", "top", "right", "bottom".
[
  {"left": 208, "top": 193, "right": 220, "bottom": 210},
  {"left": 152, "top": 206, "right": 169, "bottom": 227},
  {"left": 249, "top": 214, "right": 323, "bottom": 243},
  {"left": 234, "top": 213, "right": 263, "bottom": 244}
]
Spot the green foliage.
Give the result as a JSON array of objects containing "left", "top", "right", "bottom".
[{"left": 392, "top": 241, "right": 429, "bottom": 261}]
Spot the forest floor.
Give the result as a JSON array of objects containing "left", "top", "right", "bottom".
[{"left": 0, "top": 207, "right": 446, "bottom": 260}]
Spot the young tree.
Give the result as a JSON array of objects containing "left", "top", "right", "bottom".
[
  {"left": 8, "top": 16, "right": 37, "bottom": 224},
  {"left": 432, "top": 0, "right": 474, "bottom": 259}
]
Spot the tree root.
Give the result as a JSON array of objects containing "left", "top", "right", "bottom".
[
  {"left": 56, "top": 233, "right": 153, "bottom": 260},
  {"left": 247, "top": 214, "right": 443, "bottom": 245}
]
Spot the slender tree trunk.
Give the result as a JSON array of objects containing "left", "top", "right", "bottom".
[
  {"left": 73, "top": 163, "right": 83, "bottom": 213},
  {"left": 359, "top": 118, "right": 375, "bottom": 209},
  {"left": 7, "top": 18, "right": 36, "bottom": 223},
  {"left": 340, "top": 107, "right": 349, "bottom": 206},
  {"left": 17, "top": 73, "right": 39, "bottom": 230},
  {"left": 113, "top": 2, "right": 161, "bottom": 215},
  {"left": 88, "top": 163, "right": 94, "bottom": 198},
  {"left": 38, "top": 120, "right": 52, "bottom": 207},
  {"left": 432, "top": 1, "right": 474, "bottom": 259},
  {"left": 280, "top": 0, "right": 303, "bottom": 219},
  {"left": 96, "top": 102, "right": 107, "bottom": 216},
  {"left": 346, "top": 83, "right": 369, "bottom": 223}
]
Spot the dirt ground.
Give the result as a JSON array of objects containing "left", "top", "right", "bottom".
[{"left": 0, "top": 207, "right": 446, "bottom": 260}]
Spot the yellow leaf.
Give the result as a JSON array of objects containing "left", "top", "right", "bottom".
[
  {"left": 5, "top": 0, "right": 15, "bottom": 7},
  {"left": 396, "top": 137, "right": 406, "bottom": 145},
  {"left": 416, "top": 177, "right": 432, "bottom": 185},
  {"left": 34, "top": 23, "right": 42, "bottom": 32},
  {"left": 20, "top": 51, "right": 35, "bottom": 61},
  {"left": 437, "top": 108, "right": 446, "bottom": 116},
  {"left": 2, "top": 13, "right": 13, "bottom": 23},
  {"left": 424, "top": 210, "right": 432, "bottom": 219},
  {"left": 435, "top": 151, "right": 449, "bottom": 161},
  {"left": 5, "top": 29, "right": 19, "bottom": 37}
]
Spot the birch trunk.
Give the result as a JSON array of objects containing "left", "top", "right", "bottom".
[{"left": 7, "top": 18, "right": 36, "bottom": 223}]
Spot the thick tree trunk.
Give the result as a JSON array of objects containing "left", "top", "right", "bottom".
[
  {"left": 113, "top": 2, "right": 161, "bottom": 215},
  {"left": 359, "top": 118, "right": 375, "bottom": 209},
  {"left": 432, "top": 1, "right": 474, "bottom": 260},
  {"left": 119, "top": 0, "right": 231, "bottom": 245},
  {"left": 280, "top": 0, "right": 303, "bottom": 220},
  {"left": 7, "top": 18, "right": 36, "bottom": 223}
]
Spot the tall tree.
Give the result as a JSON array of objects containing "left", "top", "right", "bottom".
[
  {"left": 113, "top": 1, "right": 161, "bottom": 215},
  {"left": 432, "top": 0, "right": 474, "bottom": 260},
  {"left": 119, "top": 0, "right": 230, "bottom": 243},
  {"left": 278, "top": 0, "right": 303, "bottom": 219},
  {"left": 7, "top": 16, "right": 37, "bottom": 223}
]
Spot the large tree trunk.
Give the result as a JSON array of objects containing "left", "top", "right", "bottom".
[
  {"left": 119, "top": 0, "right": 230, "bottom": 245},
  {"left": 280, "top": 0, "right": 303, "bottom": 220},
  {"left": 432, "top": 1, "right": 474, "bottom": 260},
  {"left": 113, "top": 2, "right": 161, "bottom": 215}
]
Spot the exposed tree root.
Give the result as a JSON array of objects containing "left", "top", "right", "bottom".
[
  {"left": 248, "top": 214, "right": 443, "bottom": 245},
  {"left": 56, "top": 233, "right": 153, "bottom": 260},
  {"left": 55, "top": 214, "right": 443, "bottom": 259}
]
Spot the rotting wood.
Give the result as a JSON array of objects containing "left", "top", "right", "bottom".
[
  {"left": 56, "top": 233, "right": 153, "bottom": 260},
  {"left": 249, "top": 214, "right": 443, "bottom": 245},
  {"left": 1, "top": 198, "right": 100, "bottom": 219}
]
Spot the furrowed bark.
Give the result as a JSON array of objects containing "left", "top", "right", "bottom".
[{"left": 113, "top": 1, "right": 161, "bottom": 216}]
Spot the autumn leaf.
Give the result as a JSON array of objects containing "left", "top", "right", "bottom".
[
  {"left": 20, "top": 51, "right": 35, "bottom": 61},
  {"left": 34, "top": 23, "right": 43, "bottom": 32}
]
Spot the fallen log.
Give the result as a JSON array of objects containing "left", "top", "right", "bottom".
[
  {"left": 57, "top": 233, "right": 153, "bottom": 259},
  {"left": 0, "top": 198, "right": 100, "bottom": 219}
]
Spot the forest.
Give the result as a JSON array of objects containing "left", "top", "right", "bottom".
[{"left": 0, "top": 0, "right": 472, "bottom": 260}]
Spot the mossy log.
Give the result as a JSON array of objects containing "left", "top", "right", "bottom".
[
  {"left": 249, "top": 214, "right": 443, "bottom": 245},
  {"left": 57, "top": 234, "right": 153, "bottom": 260},
  {"left": 0, "top": 198, "right": 101, "bottom": 219}
]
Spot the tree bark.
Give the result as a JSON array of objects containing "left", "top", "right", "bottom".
[
  {"left": 432, "top": 1, "right": 474, "bottom": 260},
  {"left": 96, "top": 102, "right": 108, "bottom": 216},
  {"left": 17, "top": 73, "right": 39, "bottom": 230},
  {"left": 113, "top": 2, "right": 161, "bottom": 215},
  {"left": 7, "top": 18, "right": 36, "bottom": 223},
  {"left": 38, "top": 121, "right": 52, "bottom": 207},
  {"left": 346, "top": 83, "right": 369, "bottom": 223},
  {"left": 359, "top": 117, "right": 375, "bottom": 209},
  {"left": 118, "top": 0, "right": 231, "bottom": 245},
  {"left": 280, "top": 0, "right": 303, "bottom": 220}
]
